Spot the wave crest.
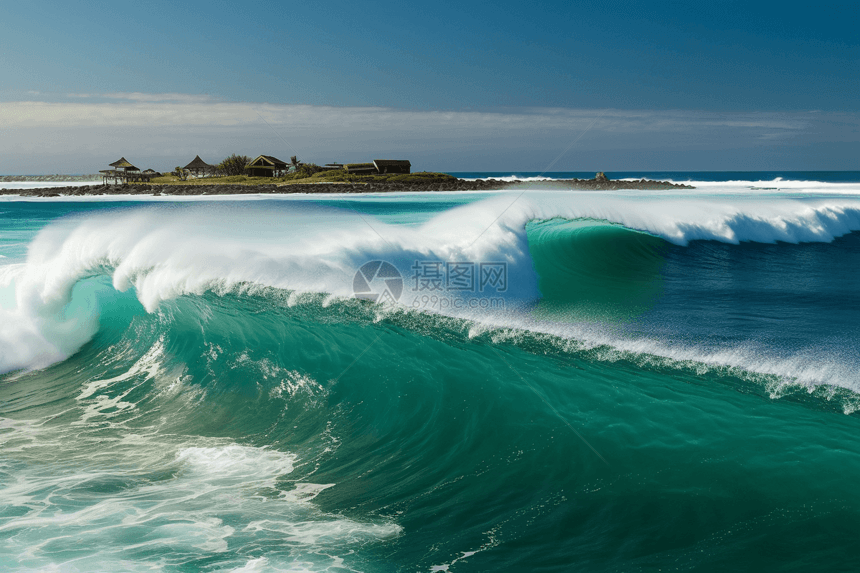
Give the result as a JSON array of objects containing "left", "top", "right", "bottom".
[{"left": 3, "top": 194, "right": 860, "bottom": 380}]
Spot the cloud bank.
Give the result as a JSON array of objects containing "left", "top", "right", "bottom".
[{"left": 1, "top": 93, "right": 858, "bottom": 173}]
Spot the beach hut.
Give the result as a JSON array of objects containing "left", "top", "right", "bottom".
[
  {"left": 246, "top": 155, "right": 289, "bottom": 177},
  {"left": 101, "top": 157, "right": 142, "bottom": 184},
  {"left": 183, "top": 155, "right": 213, "bottom": 178},
  {"left": 110, "top": 157, "right": 139, "bottom": 172},
  {"left": 372, "top": 160, "right": 411, "bottom": 174}
]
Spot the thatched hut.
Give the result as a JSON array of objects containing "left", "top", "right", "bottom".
[
  {"left": 183, "top": 155, "right": 213, "bottom": 178},
  {"left": 246, "top": 155, "right": 289, "bottom": 177},
  {"left": 110, "top": 157, "right": 139, "bottom": 172},
  {"left": 101, "top": 157, "right": 144, "bottom": 184}
]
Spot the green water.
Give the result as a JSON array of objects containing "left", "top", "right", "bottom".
[
  {"left": 2, "top": 191, "right": 860, "bottom": 571},
  {"left": 1, "top": 288, "right": 859, "bottom": 571}
]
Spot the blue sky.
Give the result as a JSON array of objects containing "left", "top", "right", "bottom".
[{"left": 1, "top": 0, "right": 858, "bottom": 173}]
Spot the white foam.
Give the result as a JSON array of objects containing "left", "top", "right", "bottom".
[
  {"left": 462, "top": 174, "right": 556, "bottom": 182},
  {"left": 0, "top": 181, "right": 97, "bottom": 191},
  {"left": 0, "top": 199, "right": 536, "bottom": 373},
  {"left": 510, "top": 192, "right": 860, "bottom": 245},
  {"left": 175, "top": 445, "right": 296, "bottom": 489},
  {"left": 76, "top": 338, "right": 165, "bottom": 400},
  {"left": 484, "top": 320, "right": 860, "bottom": 396},
  {"left": 0, "top": 263, "right": 101, "bottom": 374},
  {"left": 0, "top": 429, "right": 400, "bottom": 572},
  {"left": 668, "top": 178, "right": 860, "bottom": 194},
  {"left": 3, "top": 190, "right": 860, "bottom": 388}
]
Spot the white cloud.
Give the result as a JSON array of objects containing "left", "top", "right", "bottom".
[
  {"left": 0, "top": 97, "right": 821, "bottom": 134},
  {"left": 66, "top": 92, "right": 216, "bottom": 103},
  {"left": 0, "top": 94, "right": 857, "bottom": 173}
]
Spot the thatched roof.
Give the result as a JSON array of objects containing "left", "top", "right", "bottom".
[
  {"left": 247, "top": 155, "right": 288, "bottom": 168},
  {"left": 183, "top": 155, "right": 212, "bottom": 170},
  {"left": 109, "top": 157, "right": 138, "bottom": 170}
]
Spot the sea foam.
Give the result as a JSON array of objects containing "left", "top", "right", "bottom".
[{"left": 2, "top": 191, "right": 860, "bottom": 388}]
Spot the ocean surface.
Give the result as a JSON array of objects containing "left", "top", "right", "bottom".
[{"left": 2, "top": 172, "right": 860, "bottom": 571}]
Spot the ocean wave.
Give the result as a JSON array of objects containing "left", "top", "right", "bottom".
[
  {"left": 665, "top": 178, "right": 860, "bottom": 192},
  {"left": 2, "top": 194, "right": 860, "bottom": 391},
  {"left": 0, "top": 413, "right": 399, "bottom": 571},
  {"left": 462, "top": 175, "right": 557, "bottom": 182},
  {"left": 0, "top": 181, "right": 97, "bottom": 191}
]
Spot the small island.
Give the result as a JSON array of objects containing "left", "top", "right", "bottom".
[{"left": 0, "top": 153, "right": 694, "bottom": 197}]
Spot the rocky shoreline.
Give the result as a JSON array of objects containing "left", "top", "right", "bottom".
[
  {"left": 0, "top": 174, "right": 101, "bottom": 182},
  {"left": 1, "top": 174, "right": 693, "bottom": 197}
]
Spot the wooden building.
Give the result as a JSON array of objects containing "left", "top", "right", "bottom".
[
  {"left": 246, "top": 155, "right": 289, "bottom": 177},
  {"left": 100, "top": 157, "right": 152, "bottom": 184},
  {"left": 110, "top": 157, "right": 137, "bottom": 172},
  {"left": 183, "top": 155, "right": 213, "bottom": 178}
]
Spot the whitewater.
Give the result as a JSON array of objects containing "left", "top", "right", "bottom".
[{"left": 2, "top": 177, "right": 860, "bottom": 571}]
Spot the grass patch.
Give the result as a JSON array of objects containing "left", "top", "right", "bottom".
[
  {"left": 150, "top": 174, "right": 283, "bottom": 185},
  {"left": 150, "top": 171, "right": 458, "bottom": 186},
  {"left": 281, "top": 170, "right": 458, "bottom": 184}
]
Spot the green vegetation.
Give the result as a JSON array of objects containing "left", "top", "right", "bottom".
[
  {"left": 290, "top": 163, "right": 325, "bottom": 178},
  {"left": 218, "top": 154, "right": 251, "bottom": 176},
  {"left": 150, "top": 174, "right": 278, "bottom": 185},
  {"left": 280, "top": 169, "right": 457, "bottom": 184},
  {"left": 150, "top": 170, "right": 458, "bottom": 186}
]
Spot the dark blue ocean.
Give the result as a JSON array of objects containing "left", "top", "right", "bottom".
[
  {"left": 450, "top": 170, "right": 860, "bottom": 183},
  {"left": 2, "top": 173, "right": 860, "bottom": 571}
]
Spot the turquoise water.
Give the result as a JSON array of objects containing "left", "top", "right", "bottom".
[{"left": 2, "top": 179, "right": 860, "bottom": 571}]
